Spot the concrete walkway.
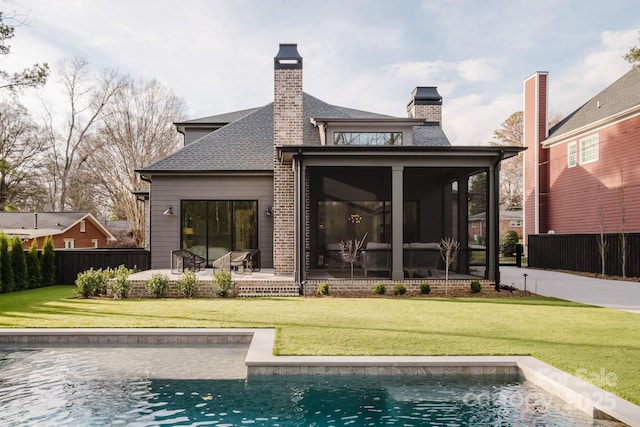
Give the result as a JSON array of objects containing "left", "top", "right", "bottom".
[{"left": 500, "top": 266, "right": 640, "bottom": 314}]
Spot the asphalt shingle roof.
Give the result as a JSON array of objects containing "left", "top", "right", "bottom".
[
  {"left": 139, "top": 93, "right": 451, "bottom": 173},
  {"left": 0, "top": 212, "right": 88, "bottom": 230},
  {"left": 549, "top": 66, "right": 640, "bottom": 139}
]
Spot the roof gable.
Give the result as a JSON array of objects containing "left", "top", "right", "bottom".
[
  {"left": 0, "top": 212, "right": 116, "bottom": 241},
  {"left": 139, "top": 93, "right": 451, "bottom": 174},
  {"left": 549, "top": 66, "right": 640, "bottom": 139}
]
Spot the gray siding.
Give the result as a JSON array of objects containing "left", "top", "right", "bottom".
[
  {"left": 184, "top": 128, "right": 216, "bottom": 145},
  {"left": 149, "top": 174, "right": 274, "bottom": 269}
]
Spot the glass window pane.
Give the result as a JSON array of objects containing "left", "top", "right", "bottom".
[
  {"left": 208, "top": 201, "right": 232, "bottom": 263},
  {"left": 182, "top": 201, "right": 207, "bottom": 259},
  {"left": 233, "top": 201, "right": 257, "bottom": 249}
]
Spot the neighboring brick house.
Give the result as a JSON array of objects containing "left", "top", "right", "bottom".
[
  {"left": 0, "top": 212, "right": 116, "bottom": 249},
  {"left": 137, "top": 44, "right": 521, "bottom": 283},
  {"left": 523, "top": 67, "right": 640, "bottom": 242},
  {"left": 468, "top": 210, "right": 523, "bottom": 245}
]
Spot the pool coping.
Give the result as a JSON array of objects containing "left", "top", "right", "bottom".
[{"left": 0, "top": 328, "right": 638, "bottom": 426}]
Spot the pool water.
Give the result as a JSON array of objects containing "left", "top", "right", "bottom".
[{"left": 0, "top": 346, "right": 594, "bottom": 426}]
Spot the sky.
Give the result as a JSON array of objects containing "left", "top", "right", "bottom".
[{"left": 3, "top": 0, "right": 639, "bottom": 145}]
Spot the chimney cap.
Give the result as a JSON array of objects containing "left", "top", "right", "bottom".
[
  {"left": 408, "top": 86, "right": 442, "bottom": 107},
  {"left": 275, "top": 43, "right": 302, "bottom": 69}
]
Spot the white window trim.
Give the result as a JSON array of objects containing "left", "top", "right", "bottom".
[
  {"left": 579, "top": 135, "right": 599, "bottom": 164},
  {"left": 80, "top": 220, "right": 86, "bottom": 232},
  {"left": 567, "top": 141, "right": 577, "bottom": 168},
  {"left": 91, "top": 239, "right": 99, "bottom": 248},
  {"left": 63, "top": 238, "right": 75, "bottom": 249}
]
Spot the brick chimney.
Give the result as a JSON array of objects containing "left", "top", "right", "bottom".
[
  {"left": 407, "top": 86, "right": 442, "bottom": 123},
  {"left": 523, "top": 71, "right": 549, "bottom": 242},
  {"left": 273, "top": 43, "right": 303, "bottom": 276}
]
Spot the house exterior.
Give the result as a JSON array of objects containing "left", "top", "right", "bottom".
[
  {"left": 137, "top": 44, "right": 521, "bottom": 283},
  {"left": 468, "top": 210, "right": 523, "bottom": 245},
  {"left": 523, "top": 67, "right": 640, "bottom": 243},
  {"left": 0, "top": 212, "right": 116, "bottom": 249}
]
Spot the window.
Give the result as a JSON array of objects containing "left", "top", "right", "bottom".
[
  {"left": 63, "top": 238, "right": 74, "bottom": 249},
  {"left": 181, "top": 200, "right": 258, "bottom": 266},
  {"left": 567, "top": 142, "right": 577, "bottom": 168},
  {"left": 580, "top": 135, "right": 598, "bottom": 164},
  {"left": 80, "top": 220, "right": 86, "bottom": 232},
  {"left": 334, "top": 132, "right": 402, "bottom": 146},
  {"left": 510, "top": 220, "right": 522, "bottom": 227},
  {"left": 92, "top": 239, "right": 99, "bottom": 248}
]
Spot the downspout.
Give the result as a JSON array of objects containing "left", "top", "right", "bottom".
[{"left": 295, "top": 149, "right": 305, "bottom": 290}]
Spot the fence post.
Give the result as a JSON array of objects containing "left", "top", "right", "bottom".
[{"left": 515, "top": 243, "right": 523, "bottom": 268}]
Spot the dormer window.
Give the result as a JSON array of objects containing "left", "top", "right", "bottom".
[{"left": 334, "top": 132, "right": 403, "bottom": 146}]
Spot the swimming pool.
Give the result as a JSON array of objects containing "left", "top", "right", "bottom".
[{"left": 0, "top": 344, "right": 593, "bottom": 426}]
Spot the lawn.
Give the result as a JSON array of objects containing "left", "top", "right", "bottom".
[{"left": 0, "top": 285, "right": 639, "bottom": 406}]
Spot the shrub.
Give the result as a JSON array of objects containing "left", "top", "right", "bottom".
[
  {"left": 500, "top": 230, "right": 519, "bottom": 257},
  {"left": 10, "top": 237, "right": 27, "bottom": 291},
  {"left": 394, "top": 284, "right": 406, "bottom": 295},
  {"left": 0, "top": 234, "right": 13, "bottom": 293},
  {"left": 470, "top": 280, "right": 482, "bottom": 293},
  {"left": 26, "top": 241, "right": 41, "bottom": 289},
  {"left": 106, "top": 265, "right": 134, "bottom": 299},
  {"left": 419, "top": 282, "right": 431, "bottom": 295},
  {"left": 316, "top": 282, "right": 329, "bottom": 295},
  {"left": 373, "top": 283, "right": 386, "bottom": 295},
  {"left": 213, "top": 269, "right": 234, "bottom": 297},
  {"left": 176, "top": 270, "right": 199, "bottom": 298},
  {"left": 76, "top": 268, "right": 108, "bottom": 298},
  {"left": 40, "top": 236, "right": 56, "bottom": 286},
  {"left": 144, "top": 273, "right": 169, "bottom": 298}
]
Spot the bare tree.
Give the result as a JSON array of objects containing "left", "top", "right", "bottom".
[
  {"left": 596, "top": 183, "right": 607, "bottom": 276},
  {"left": 439, "top": 237, "right": 460, "bottom": 295},
  {"left": 0, "top": 102, "right": 46, "bottom": 210},
  {"left": 0, "top": 12, "right": 49, "bottom": 96},
  {"left": 87, "top": 78, "right": 185, "bottom": 246},
  {"left": 42, "top": 56, "right": 125, "bottom": 211},
  {"left": 339, "top": 232, "right": 367, "bottom": 279},
  {"left": 491, "top": 112, "right": 523, "bottom": 209}
]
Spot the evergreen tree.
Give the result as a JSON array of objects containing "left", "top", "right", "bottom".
[
  {"left": 10, "top": 236, "right": 27, "bottom": 291},
  {"left": 26, "top": 240, "right": 41, "bottom": 289},
  {"left": 40, "top": 235, "right": 55, "bottom": 286},
  {"left": 0, "top": 234, "right": 13, "bottom": 292}
]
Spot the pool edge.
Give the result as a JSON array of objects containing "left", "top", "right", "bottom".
[{"left": 0, "top": 328, "right": 637, "bottom": 426}]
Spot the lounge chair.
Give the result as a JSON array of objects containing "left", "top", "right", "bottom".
[
  {"left": 406, "top": 242, "right": 441, "bottom": 278},
  {"left": 171, "top": 249, "right": 205, "bottom": 273},
  {"left": 362, "top": 242, "right": 390, "bottom": 277}
]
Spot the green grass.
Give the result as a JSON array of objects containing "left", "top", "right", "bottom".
[{"left": 1, "top": 286, "right": 639, "bottom": 405}]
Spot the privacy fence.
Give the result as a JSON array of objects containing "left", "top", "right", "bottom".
[
  {"left": 54, "top": 249, "right": 150, "bottom": 285},
  {"left": 528, "top": 233, "right": 640, "bottom": 277}
]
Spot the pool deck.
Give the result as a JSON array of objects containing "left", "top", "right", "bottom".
[{"left": 0, "top": 328, "right": 638, "bottom": 426}]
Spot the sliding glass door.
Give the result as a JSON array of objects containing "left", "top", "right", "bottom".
[{"left": 181, "top": 200, "right": 257, "bottom": 266}]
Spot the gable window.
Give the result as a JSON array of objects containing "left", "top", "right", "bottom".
[
  {"left": 567, "top": 142, "right": 577, "bottom": 168},
  {"left": 334, "top": 132, "right": 402, "bottom": 146},
  {"left": 580, "top": 135, "right": 598, "bottom": 164},
  {"left": 63, "top": 238, "right": 74, "bottom": 249},
  {"left": 80, "top": 220, "right": 86, "bottom": 232}
]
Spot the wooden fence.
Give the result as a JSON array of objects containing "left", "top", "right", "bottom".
[
  {"left": 54, "top": 249, "right": 150, "bottom": 285},
  {"left": 528, "top": 233, "right": 640, "bottom": 277}
]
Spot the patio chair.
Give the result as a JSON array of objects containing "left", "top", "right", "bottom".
[
  {"left": 362, "top": 242, "right": 390, "bottom": 277},
  {"left": 406, "top": 242, "right": 441, "bottom": 278},
  {"left": 171, "top": 249, "right": 205, "bottom": 274},
  {"left": 213, "top": 251, "right": 253, "bottom": 275}
]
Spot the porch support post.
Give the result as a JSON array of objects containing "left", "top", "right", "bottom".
[
  {"left": 391, "top": 166, "right": 404, "bottom": 280},
  {"left": 487, "top": 153, "right": 503, "bottom": 283},
  {"left": 457, "top": 176, "right": 469, "bottom": 274}
]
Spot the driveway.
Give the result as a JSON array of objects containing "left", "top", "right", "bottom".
[{"left": 500, "top": 266, "right": 640, "bottom": 314}]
